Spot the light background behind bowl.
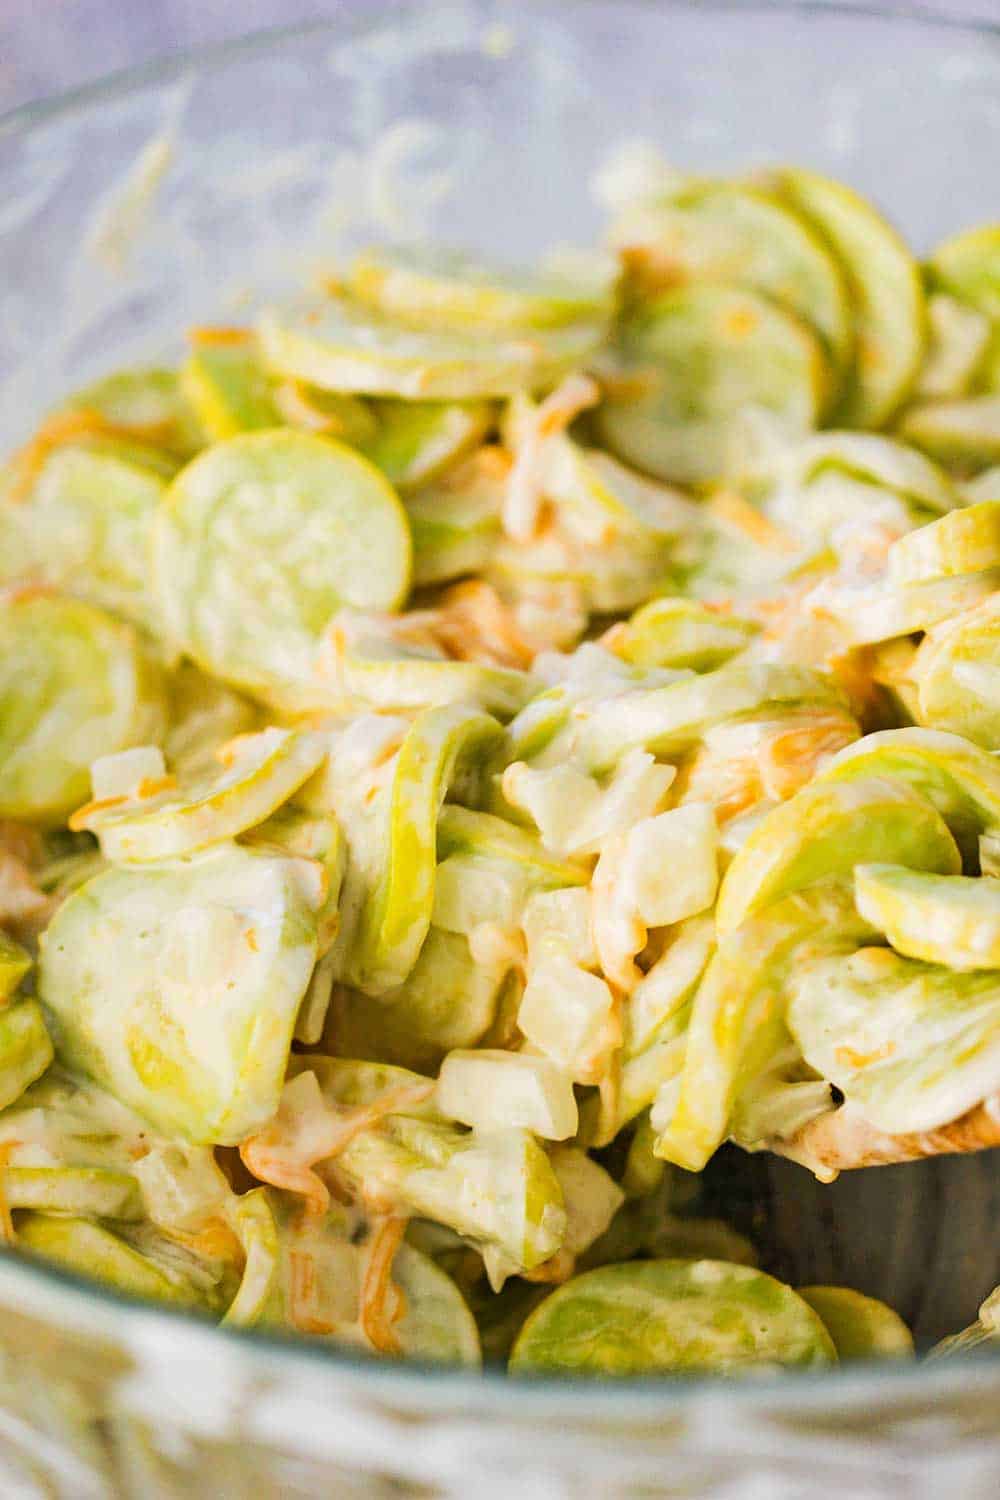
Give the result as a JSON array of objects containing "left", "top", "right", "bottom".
[{"left": 2, "top": 0, "right": 998, "bottom": 114}]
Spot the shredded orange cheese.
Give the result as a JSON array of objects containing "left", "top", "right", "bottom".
[
  {"left": 289, "top": 1248, "right": 337, "bottom": 1335},
  {"left": 240, "top": 1076, "right": 434, "bottom": 1215},
  {"left": 169, "top": 1218, "right": 244, "bottom": 1264},
  {"left": 835, "top": 1041, "right": 897, "bottom": 1070},
  {"left": 5, "top": 410, "right": 130, "bottom": 503},
  {"left": 503, "top": 373, "right": 600, "bottom": 542},
  {"left": 135, "top": 775, "right": 177, "bottom": 799},
  {"left": 68, "top": 795, "right": 128, "bottom": 832},
  {"left": 359, "top": 1214, "right": 408, "bottom": 1354},
  {"left": 187, "top": 325, "right": 254, "bottom": 347},
  {"left": 430, "top": 580, "right": 536, "bottom": 670},
  {"left": 214, "top": 732, "right": 263, "bottom": 768},
  {"left": 708, "top": 490, "right": 799, "bottom": 554}
]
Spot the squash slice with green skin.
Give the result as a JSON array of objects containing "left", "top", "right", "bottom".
[
  {"left": 611, "top": 597, "right": 759, "bottom": 672},
  {"left": 407, "top": 472, "right": 502, "bottom": 586},
  {"left": 153, "top": 429, "right": 412, "bottom": 710},
  {"left": 927, "top": 224, "right": 1000, "bottom": 389},
  {"left": 596, "top": 284, "right": 829, "bottom": 485},
  {"left": 77, "top": 727, "right": 326, "bottom": 864},
  {"left": 349, "top": 704, "right": 503, "bottom": 994},
  {"left": 0, "top": 437, "right": 174, "bottom": 631},
  {"left": 817, "top": 728, "right": 1000, "bottom": 861},
  {"left": 56, "top": 366, "right": 204, "bottom": 458},
  {"left": 787, "top": 946, "right": 1000, "bottom": 1134},
  {"left": 363, "top": 398, "right": 494, "bottom": 491},
  {"left": 656, "top": 887, "right": 872, "bottom": 1172},
  {"left": 16, "top": 1214, "right": 223, "bottom": 1311},
  {"left": 911, "top": 596, "right": 1000, "bottom": 748},
  {"left": 778, "top": 429, "right": 958, "bottom": 513},
  {"left": 0, "top": 595, "right": 168, "bottom": 825},
  {"left": 333, "top": 929, "right": 510, "bottom": 1074},
  {"left": 180, "top": 341, "right": 282, "bottom": 438},
  {"left": 0, "top": 1071, "right": 185, "bottom": 1228},
  {"left": 776, "top": 168, "right": 925, "bottom": 429},
  {"left": 855, "top": 864, "right": 1000, "bottom": 972},
  {"left": 929, "top": 225, "right": 1000, "bottom": 322},
  {"left": 326, "top": 623, "right": 532, "bottom": 719},
  {"left": 39, "top": 843, "right": 320, "bottom": 1144},
  {"left": 4, "top": 1166, "right": 141, "bottom": 1221},
  {"left": 898, "top": 395, "right": 1000, "bottom": 474},
  {"left": 339, "top": 1118, "right": 565, "bottom": 1279},
  {"left": 256, "top": 1184, "right": 482, "bottom": 1361},
  {"left": 242, "top": 802, "right": 345, "bottom": 957},
  {"left": 283, "top": 1063, "right": 565, "bottom": 1277},
  {"left": 259, "top": 298, "right": 603, "bottom": 401},
  {"left": 889, "top": 500, "right": 1000, "bottom": 585},
  {"left": 573, "top": 661, "right": 845, "bottom": 775},
  {"left": 617, "top": 915, "right": 715, "bottom": 1133},
  {"left": 0, "top": 933, "right": 31, "bottom": 1002},
  {"left": 391, "top": 1243, "right": 482, "bottom": 1364},
  {"left": 612, "top": 178, "right": 854, "bottom": 381},
  {"left": 807, "top": 567, "right": 1000, "bottom": 649},
  {"left": 348, "top": 244, "right": 614, "bottom": 331},
  {"left": 221, "top": 1188, "right": 281, "bottom": 1328},
  {"left": 915, "top": 293, "right": 991, "bottom": 401},
  {"left": 0, "top": 1001, "right": 53, "bottom": 1112},
  {"left": 798, "top": 1285, "right": 913, "bottom": 1360},
  {"left": 509, "top": 1259, "right": 836, "bottom": 1376},
  {"left": 716, "top": 775, "right": 961, "bottom": 934}
]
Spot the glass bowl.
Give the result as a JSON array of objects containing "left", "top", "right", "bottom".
[{"left": 2, "top": 2, "right": 1000, "bottom": 1493}]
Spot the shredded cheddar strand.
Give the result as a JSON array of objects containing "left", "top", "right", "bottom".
[
  {"left": 432, "top": 580, "right": 536, "bottom": 670},
  {"left": 68, "top": 795, "right": 128, "bottom": 832},
  {"left": 271, "top": 381, "right": 348, "bottom": 435},
  {"left": 708, "top": 490, "right": 800, "bottom": 554},
  {"left": 834, "top": 1041, "right": 897, "bottom": 1070},
  {"left": 676, "top": 710, "right": 858, "bottom": 822},
  {"left": 0, "top": 583, "right": 53, "bottom": 606},
  {"left": 71, "top": 776, "right": 178, "bottom": 833},
  {"left": 756, "top": 712, "right": 859, "bottom": 801},
  {"left": 289, "top": 1248, "right": 337, "bottom": 1335},
  {"left": 240, "top": 1079, "right": 434, "bottom": 1215},
  {"left": 168, "top": 1218, "right": 245, "bottom": 1264},
  {"left": 214, "top": 732, "right": 266, "bottom": 768},
  {"left": 187, "top": 325, "right": 254, "bottom": 348},
  {"left": 359, "top": 1214, "right": 408, "bottom": 1354},
  {"left": 503, "top": 372, "right": 600, "bottom": 542},
  {"left": 6, "top": 410, "right": 133, "bottom": 503},
  {"left": 135, "top": 775, "right": 177, "bottom": 799}
]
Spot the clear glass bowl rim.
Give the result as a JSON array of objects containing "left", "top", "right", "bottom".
[{"left": 1, "top": 0, "right": 999, "bottom": 1407}]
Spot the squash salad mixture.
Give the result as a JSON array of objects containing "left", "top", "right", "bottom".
[{"left": 2, "top": 163, "right": 1000, "bottom": 1376}]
